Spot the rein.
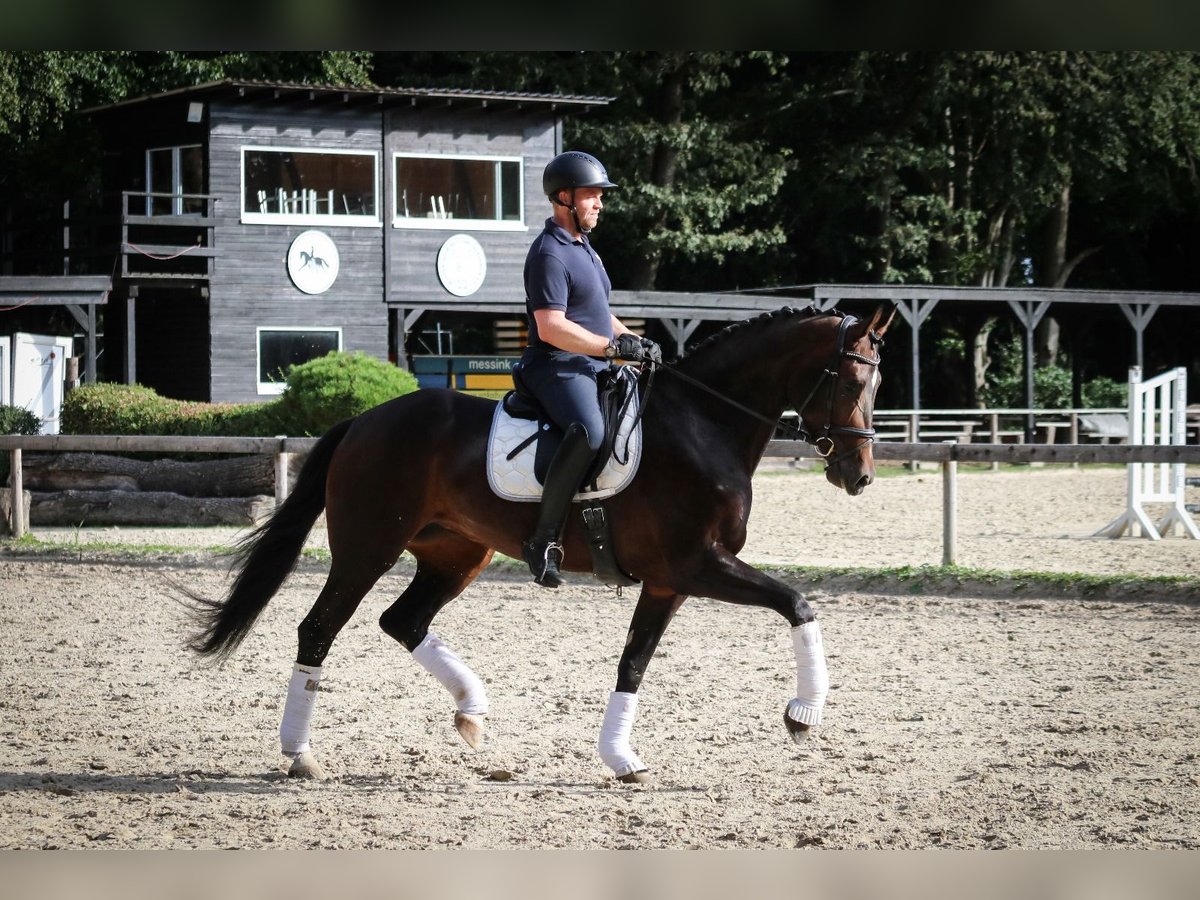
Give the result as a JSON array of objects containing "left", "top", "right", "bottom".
[{"left": 650, "top": 313, "right": 883, "bottom": 469}]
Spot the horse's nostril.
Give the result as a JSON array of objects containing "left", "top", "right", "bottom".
[{"left": 855, "top": 473, "right": 872, "bottom": 491}]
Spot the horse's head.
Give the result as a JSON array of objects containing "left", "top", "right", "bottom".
[{"left": 793, "top": 304, "right": 897, "bottom": 496}]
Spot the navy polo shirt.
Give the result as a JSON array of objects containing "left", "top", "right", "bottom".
[{"left": 524, "top": 218, "right": 613, "bottom": 348}]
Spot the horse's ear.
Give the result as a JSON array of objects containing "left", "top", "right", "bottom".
[{"left": 867, "top": 302, "right": 898, "bottom": 338}]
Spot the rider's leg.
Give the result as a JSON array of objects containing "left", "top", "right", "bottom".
[
  {"left": 517, "top": 355, "right": 606, "bottom": 588},
  {"left": 522, "top": 422, "right": 596, "bottom": 587}
]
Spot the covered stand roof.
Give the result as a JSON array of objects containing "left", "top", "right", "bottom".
[{"left": 79, "top": 79, "right": 613, "bottom": 115}]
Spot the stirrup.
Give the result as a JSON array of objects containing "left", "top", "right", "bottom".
[{"left": 523, "top": 539, "right": 565, "bottom": 588}]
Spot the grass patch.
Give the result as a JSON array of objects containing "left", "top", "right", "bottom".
[
  {"left": 758, "top": 561, "right": 1199, "bottom": 597},
  {"left": 3, "top": 537, "right": 1194, "bottom": 599},
  {"left": 1, "top": 532, "right": 334, "bottom": 563}
]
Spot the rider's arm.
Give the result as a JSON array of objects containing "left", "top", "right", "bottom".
[
  {"left": 533, "top": 308, "right": 612, "bottom": 357},
  {"left": 610, "top": 315, "right": 635, "bottom": 338}
]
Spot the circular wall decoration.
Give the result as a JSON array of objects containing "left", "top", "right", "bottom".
[
  {"left": 286, "top": 230, "right": 340, "bottom": 294},
  {"left": 436, "top": 233, "right": 487, "bottom": 297}
]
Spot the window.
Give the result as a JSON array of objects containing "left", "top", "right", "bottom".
[
  {"left": 394, "top": 153, "right": 524, "bottom": 230},
  {"left": 145, "top": 145, "right": 204, "bottom": 215},
  {"left": 256, "top": 327, "right": 342, "bottom": 394},
  {"left": 242, "top": 147, "right": 378, "bottom": 225}
]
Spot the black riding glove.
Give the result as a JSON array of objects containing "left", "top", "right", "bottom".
[
  {"left": 639, "top": 337, "right": 663, "bottom": 365},
  {"left": 606, "top": 333, "right": 648, "bottom": 362}
]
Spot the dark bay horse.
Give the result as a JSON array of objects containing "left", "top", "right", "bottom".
[{"left": 186, "top": 304, "right": 897, "bottom": 782}]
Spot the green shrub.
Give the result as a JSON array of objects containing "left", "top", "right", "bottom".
[
  {"left": 60, "top": 352, "right": 418, "bottom": 438},
  {"left": 0, "top": 404, "right": 42, "bottom": 482},
  {"left": 61, "top": 383, "right": 274, "bottom": 436},
  {"left": 272, "top": 351, "right": 418, "bottom": 435},
  {"left": 981, "top": 364, "right": 1074, "bottom": 408},
  {"left": 1081, "top": 375, "right": 1127, "bottom": 408},
  {"left": 0, "top": 405, "right": 41, "bottom": 436}
]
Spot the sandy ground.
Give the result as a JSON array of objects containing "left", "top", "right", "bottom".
[{"left": 1, "top": 464, "right": 1199, "bottom": 849}]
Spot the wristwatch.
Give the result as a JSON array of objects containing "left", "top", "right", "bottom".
[{"left": 604, "top": 338, "right": 618, "bottom": 359}]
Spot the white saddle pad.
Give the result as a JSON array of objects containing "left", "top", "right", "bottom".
[{"left": 486, "top": 393, "right": 642, "bottom": 503}]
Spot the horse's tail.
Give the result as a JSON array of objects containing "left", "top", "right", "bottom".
[{"left": 184, "top": 418, "right": 355, "bottom": 661}]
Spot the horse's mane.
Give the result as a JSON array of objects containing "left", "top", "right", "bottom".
[{"left": 677, "top": 304, "right": 834, "bottom": 369}]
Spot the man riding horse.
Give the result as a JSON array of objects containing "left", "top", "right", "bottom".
[{"left": 517, "top": 151, "right": 662, "bottom": 588}]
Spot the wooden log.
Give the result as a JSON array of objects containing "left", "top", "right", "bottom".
[
  {"left": 22, "top": 453, "right": 276, "bottom": 497},
  {"left": 28, "top": 490, "right": 274, "bottom": 526}
]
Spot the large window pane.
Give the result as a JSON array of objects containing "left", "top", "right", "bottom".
[
  {"left": 180, "top": 146, "right": 205, "bottom": 214},
  {"left": 243, "top": 149, "right": 376, "bottom": 219},
  {"left": 394, "top": 154, "right": 522, "bottom": 225},
  {"left": 257, "top": 328, "right": 341, "bottom": 393},
  {"left": 147, "top": 148, "right": 174, "bottom": 215},
  {"left": 499, "top": 160, "right": 521, "bottom": 221},
  {"left": 146, "top": 145, "right": 204, "bottom": 216}
]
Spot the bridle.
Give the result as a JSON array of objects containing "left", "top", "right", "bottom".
[
  {"left": 789, "top": 313, "right": 882, "bottom": 466},
  {"left": 652, "top": 313, "right": 883, "bottom": 470}
]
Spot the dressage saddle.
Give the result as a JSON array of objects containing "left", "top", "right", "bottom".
[{"left": 502, "top": 363, "right": 641, "bottom": 587}]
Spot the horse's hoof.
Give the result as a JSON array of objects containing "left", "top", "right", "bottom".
[
  {"left": 784, "top": 710, "right": 813, "bottom": 745},
  {"left": 617, "top": 769, "right": 653, "bottom": 784},
  {"left": 287, "top": 751, "right": 327, "bottom": 781},
  {"left": 454, "top": 712, "right": 485, "bottom": 750}
]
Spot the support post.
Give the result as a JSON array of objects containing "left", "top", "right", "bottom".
[
  {"left": 941, "top": 440, "right": 957, "bottom": 566},
  {"left": 894, "top": 298, "right": 938, "bottom": 472},
  {"left": 9, "top": 448, "right": 24, "bottom": 539},
  {"left": 1005, "top": 299, "right": 1052, "bottom": 443},
  {"left": 275, "top": 438, "right": 290, "bottom": 506}
]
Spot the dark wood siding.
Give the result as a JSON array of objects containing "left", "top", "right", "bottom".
[
  {"left": 384, "top": 110, "right": 559, "bottom": 313},
  {"left": 207, "top": 102, "right": 387, "bottom": 403}
]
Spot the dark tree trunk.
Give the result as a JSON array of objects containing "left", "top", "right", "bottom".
[{"left": 627, "top": 56, "right": 686, "bottom": 291}]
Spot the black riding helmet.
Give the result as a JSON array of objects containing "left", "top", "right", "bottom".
[
  {"left": 544, "top": 151, "right": 616, "bottom": 233},
  {"left": 543, "top": 151, "right": 618, "bottom": 200}
]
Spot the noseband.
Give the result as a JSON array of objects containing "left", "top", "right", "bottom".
[{"left": 790, "top": 314, "right": 882, "bottom": 468}]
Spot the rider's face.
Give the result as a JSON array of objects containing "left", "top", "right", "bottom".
[{"left": 569, "top": 187, "right": 604, "bottom": 231}]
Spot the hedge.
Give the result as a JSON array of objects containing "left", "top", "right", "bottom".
[{"left": 61, "top": 351, "right": 419, "bottom": 437}]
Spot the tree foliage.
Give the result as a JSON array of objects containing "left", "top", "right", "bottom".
[{"left": 4, "top": 51, "right": 1200, "bottom": 405}]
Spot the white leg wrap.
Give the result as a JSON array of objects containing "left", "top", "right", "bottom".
[
  {"left": 411, "top": 632, "right": 488, "bottom": 716},
  {"left": 787, "top": 621, "right": 830, "bottom": 726},
  {"left": 280, "top": 663, "right": 323, "bottom": 756},
  {"left": 597, "top": 691, "right": 647, "bottom": 778}
]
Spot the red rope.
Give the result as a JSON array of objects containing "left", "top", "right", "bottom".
[{"left": 123, "top": 241, "right": 200, "bottom": 261}]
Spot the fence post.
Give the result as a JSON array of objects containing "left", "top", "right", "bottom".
[
  {"left": 274, "top": 437, "right": 290, "bottom": 506},
  {"left": 942, "top": 440, "right": 957, "bottom": 566},
  {"left": 10, "top": 448, "right": 24, "bottom": 540}
]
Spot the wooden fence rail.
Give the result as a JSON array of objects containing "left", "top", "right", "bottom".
[{"left": 3, "top": 435, "right": 1199, "bottom": 550}]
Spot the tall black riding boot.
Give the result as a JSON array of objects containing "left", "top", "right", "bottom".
[{"left": 523, "top": 423, "right": 597, "bottom": 588}]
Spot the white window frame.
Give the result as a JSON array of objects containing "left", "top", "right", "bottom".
[
  {"left": 145, "top": 144, "right": 203, "bottom": 216},
  {"left": 392, "top": 151, "right": 527, "bottom": 232},
  {"left": 241, "top": 145, "right": 380, "bottom": 227},
  {"left": 255, "top": 326, "right": 343, "bottom": 395}
]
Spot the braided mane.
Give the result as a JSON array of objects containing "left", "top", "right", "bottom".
[{"left": 678, "top": 304, "right": 833, "bottom": 368}]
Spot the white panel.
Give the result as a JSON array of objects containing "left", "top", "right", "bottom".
[
  {"left": 11, "top": 333, "right": 72, "bottom": 435},
  {"left": 0, "top": 336, "right": 10, "bottom": 406}
]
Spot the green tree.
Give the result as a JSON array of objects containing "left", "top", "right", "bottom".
[{"left": 777, "top": 52, "right": 1200, "bottom": 289}]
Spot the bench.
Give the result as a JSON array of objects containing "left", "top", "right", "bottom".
[{"left": 1078, "top": 412, "right": 1129, "bottom": 444}]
